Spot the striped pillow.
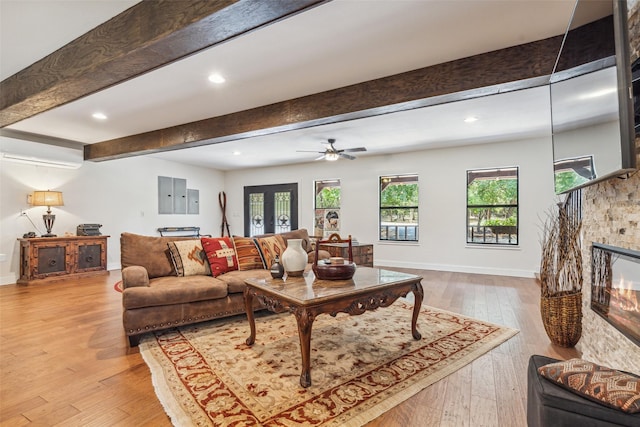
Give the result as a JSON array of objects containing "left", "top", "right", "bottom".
[{"left": 232, "top": 236, "right": 264, "bottom": 270}]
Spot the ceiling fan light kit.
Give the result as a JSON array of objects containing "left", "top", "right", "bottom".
[{"left": 298, "top": 138, "right": 367, "bottom": 161}]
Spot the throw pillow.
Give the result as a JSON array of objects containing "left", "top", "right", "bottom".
[
  {"left": 201, "top": 237, "right": 238, "bottom": 277},
  {"left": 254, "top": 235, "right": 286, "bottom": 269},
  {"left": 538, "top": 358, "right": 640, "bottom": 414},
  {"left": 232, "top": 236, "right": 264, "bottom": 270},
  {"left": 167, "top": 240, "right": 211, "bottom": 277}
]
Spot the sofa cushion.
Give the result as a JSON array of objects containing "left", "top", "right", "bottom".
[
  {"left": 167, "top": 240, "right": 211, "bottom": 277},
  {"left": 538, "top": 358, "right": 640, "bottom": 414},
  {"left": 254, "top": 235, "right": 286, "bottom": 269},
  {"left": 232, "top": 236, "right": 264, "bottom": 270},
  {"left": 275, "top": 228, "right": 312, "bottom": 252},
  {"left": 121, "top": 233, "right": 194, "bottom": 278},
  {"left": 122, "top": 276, "right": 228, "bottom": 309},
  {"left": 216, "top": 269, "right": 272, "bottom": 294},
  {"left": 201, "top": 237, "right": 238, "bottom": 277}
]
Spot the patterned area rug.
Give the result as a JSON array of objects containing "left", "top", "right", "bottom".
[{"left": 140, "top": 301, "right": 518, "bottom": 426}]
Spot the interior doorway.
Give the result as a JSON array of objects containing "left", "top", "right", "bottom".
[{"left": 244, "top": 183, "right": 298, "bottom": 236}]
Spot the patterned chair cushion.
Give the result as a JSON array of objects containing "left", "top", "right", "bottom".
[
  {"left": 167, "top": 240, "right": 211, "bottom": 277},
  {"left": 201, "top": 237, "right": 238, "bottom": 277},
  {"left": 538, "top": 358, "right": 640, "bottom": 414}
]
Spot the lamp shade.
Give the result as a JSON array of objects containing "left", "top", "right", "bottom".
[{"left": 31, "top": 191, "right": 64, "bottom": 207}]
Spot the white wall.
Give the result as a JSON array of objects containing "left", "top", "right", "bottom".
[
  {"left": 224, "top": 136, "right": 557, "bottom": 277},
  {"left": 1, "top": 134, "right": 557, "bottom": 284},
  {"left": 0, "top": 147, "right": 224, "bottom": 285}
]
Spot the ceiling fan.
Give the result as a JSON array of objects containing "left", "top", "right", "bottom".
[{"left": 297, "top": 138, "right": 367, "bottom": 161}]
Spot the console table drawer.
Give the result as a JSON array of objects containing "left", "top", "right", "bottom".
[{"left": 319, "top": 243, "right": 374, "bottom": 267}]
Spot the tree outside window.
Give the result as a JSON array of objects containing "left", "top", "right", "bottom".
[
  {"left": 314, "top": 180, "right": 341, "bottom": 238},
  {"left": 467, "top": 167, "right": 518, "bottom": 245},
  {"left": 553, "top": 156, "right": 594, "bottom": 194},
  {"left": 380, "top": 174, "right": 418, "bottom": 241}
]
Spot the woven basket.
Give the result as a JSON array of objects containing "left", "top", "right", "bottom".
[{"left": 540, "top": 292, "right": 582, "bottom": 347}]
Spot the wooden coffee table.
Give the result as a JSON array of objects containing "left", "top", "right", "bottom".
[{"left": 244, "top": 267, "right": 423, "bottom": 387}]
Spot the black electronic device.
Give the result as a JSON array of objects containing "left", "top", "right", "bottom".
[{"left": 77, "top": 224, "right": 102, "bottom": 236}]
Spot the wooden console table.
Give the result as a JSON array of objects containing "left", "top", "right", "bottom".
[
  {"left": 319, "top": 242, "right": 374, "bottom": 267},
  {"left": 18, "top": 235, "right": 109, "bottom": 284}
]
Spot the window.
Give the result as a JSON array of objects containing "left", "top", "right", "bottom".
[
  {"left": 553, "top": 156, "right": 594, "bottom": 194},
  {"left": 314, "top": 179, "right": 341, "bottom": 238},
  {"left": 380, "top": 174, "right": 418, "bottom": 241},
  {"left": 466, "top": 167, "right": 518, "bottom": 245}
]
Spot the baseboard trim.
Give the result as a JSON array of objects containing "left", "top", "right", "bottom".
[
  {"left": 0, "top": 274, "right": 17, "bottom": 286},
  {"left": 374, "top": 259, "right": 536, "bottom": 278}
]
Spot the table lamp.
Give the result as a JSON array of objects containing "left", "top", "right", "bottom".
[{"left": 30, "top": 190, "right": 64, "bottom": 237}]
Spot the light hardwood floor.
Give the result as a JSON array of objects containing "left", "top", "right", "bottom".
[{"left": 0, "top": 268, "right": 579, "bottom": 426}]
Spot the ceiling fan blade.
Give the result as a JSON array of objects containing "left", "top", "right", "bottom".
[
  {"left": 297, "top": 150, "right": 324, "bottom": 153},
  {"left": 314, "top": 154, "right": 326, "bottom": 161},
  {"left": 342, "top": 147, "right": 367, "bottom": 152},
  {"left": 339, "top": 153, "right": 356, "bottom": 160}
]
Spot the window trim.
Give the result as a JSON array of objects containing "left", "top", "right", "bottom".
[
  {"left": 379, "top": 174, "right": 419, "bottom": 242},
  {"left": 314, "top": 179, "right": 341, "bottom": 238},
  {"left": 466, "top": 166, "right": 519, "bottom": 246}
]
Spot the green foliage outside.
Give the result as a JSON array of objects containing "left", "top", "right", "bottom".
[
  {"left": 380, "top": 182, "right": 418, "bottom": 225},
  {"left": 467, "top": 178, "right": 518, "bottom": 226},
  {"left": 316, "top": 187, "right": 340, "bottom": 209},
  {"left": 554, "top": 171, "right": 589, "bottom": 194},
  {"left": 380, "top": 183, "right": 418, "bottom": 207},
  {"left": 482, "top": 217, "right": 517, "bottom": 227}
]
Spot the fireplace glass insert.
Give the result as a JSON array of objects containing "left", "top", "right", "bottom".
[{"left": 591, "top": 243, "right": 640, "bottom": 346}]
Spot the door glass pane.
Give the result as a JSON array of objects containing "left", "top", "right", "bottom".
[
  {"left": 249, "top": 193, "right": 264, "bottom": 236},
  {"left": 274, "top": 191, "right": 291, "bottom": 234}
]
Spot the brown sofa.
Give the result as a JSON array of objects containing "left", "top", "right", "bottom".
[{"left": 120, "top": 228, "right": 329, "bottom": 346}]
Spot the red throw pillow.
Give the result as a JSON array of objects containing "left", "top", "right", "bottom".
[{"left": 201, "top": 237, "right": 238, "bottom": 277}]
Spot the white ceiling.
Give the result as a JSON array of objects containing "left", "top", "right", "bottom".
[{"left": 1, "top": 0, "right": 610, "bottom": 170}]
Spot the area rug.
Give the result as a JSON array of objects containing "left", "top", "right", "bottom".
[{"left": 140, "top": 301, "right": 518, "bottom": 426}]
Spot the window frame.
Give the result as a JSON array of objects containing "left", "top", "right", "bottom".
[
  {"left": 466, "top": 166, "right": 519, "bottom": 246},
  {"left": 314, "top": 179, "right": 341, "bottom": 238},
  {"left": 379, "top": 174, "right": 419, "bottom": 242}
]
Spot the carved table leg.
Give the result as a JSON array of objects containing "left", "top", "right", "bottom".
[
  {"left": 244, "top": 288, "right": 256, "bottom": 346},
  {"left": 411, "top": 282, "right": 424, "bottom": 340},
  {"left": 294, "top": 307, "right": 315, "bottom": 388}
]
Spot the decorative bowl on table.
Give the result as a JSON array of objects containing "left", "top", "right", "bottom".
[{"left": 312, "top": 260, "right": 356, "bottom": 280}]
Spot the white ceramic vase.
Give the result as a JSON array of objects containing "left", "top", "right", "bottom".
[{"left": 281, "top": 239, "right": 308, "bottom": 277}]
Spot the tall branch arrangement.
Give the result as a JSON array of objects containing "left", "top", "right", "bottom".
[{"left": 540, "top": 206, "right": 583, "bottom": 298}]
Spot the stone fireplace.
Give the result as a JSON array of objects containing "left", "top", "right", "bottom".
[
  {"left": 590, "top": 243, "right": 640, "bottom": 347},
  {"left": 578, "top": 144, "right": 640, "bottom": 374},
  {"left": 575, "top": 0, "right": 640, "bottom": 376}
]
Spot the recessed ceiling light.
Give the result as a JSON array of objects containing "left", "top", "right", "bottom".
[
  {"left": 92, "top": 112, "right": 108, "bottom": 120},
  {"left": 232, "top": 151, "right": 241, "bottom": 156},
  {"left": 208, "top": 73, "right": 226, "bottom": 84},
  {"left": 464, "top": 116, "right": 478, "bottom": 123}
]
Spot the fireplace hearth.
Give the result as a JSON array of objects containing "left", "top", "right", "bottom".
[{"left": 591, "top": 243, "right": 640, "bottom": 347}]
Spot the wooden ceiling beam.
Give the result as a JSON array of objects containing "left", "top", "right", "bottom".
[
  {"left": 85, "top": 12, "right": 615, "bottom": 162},
  {"left": 0, "top": 0, "right": 329, "bottom": 127},
  {"left": 85, "top": 35, "right": 564, "bottom": 161}
]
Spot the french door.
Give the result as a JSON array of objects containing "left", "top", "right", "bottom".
[{"left": 244, "top": 183, "right": 298, "bottom": 236}]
